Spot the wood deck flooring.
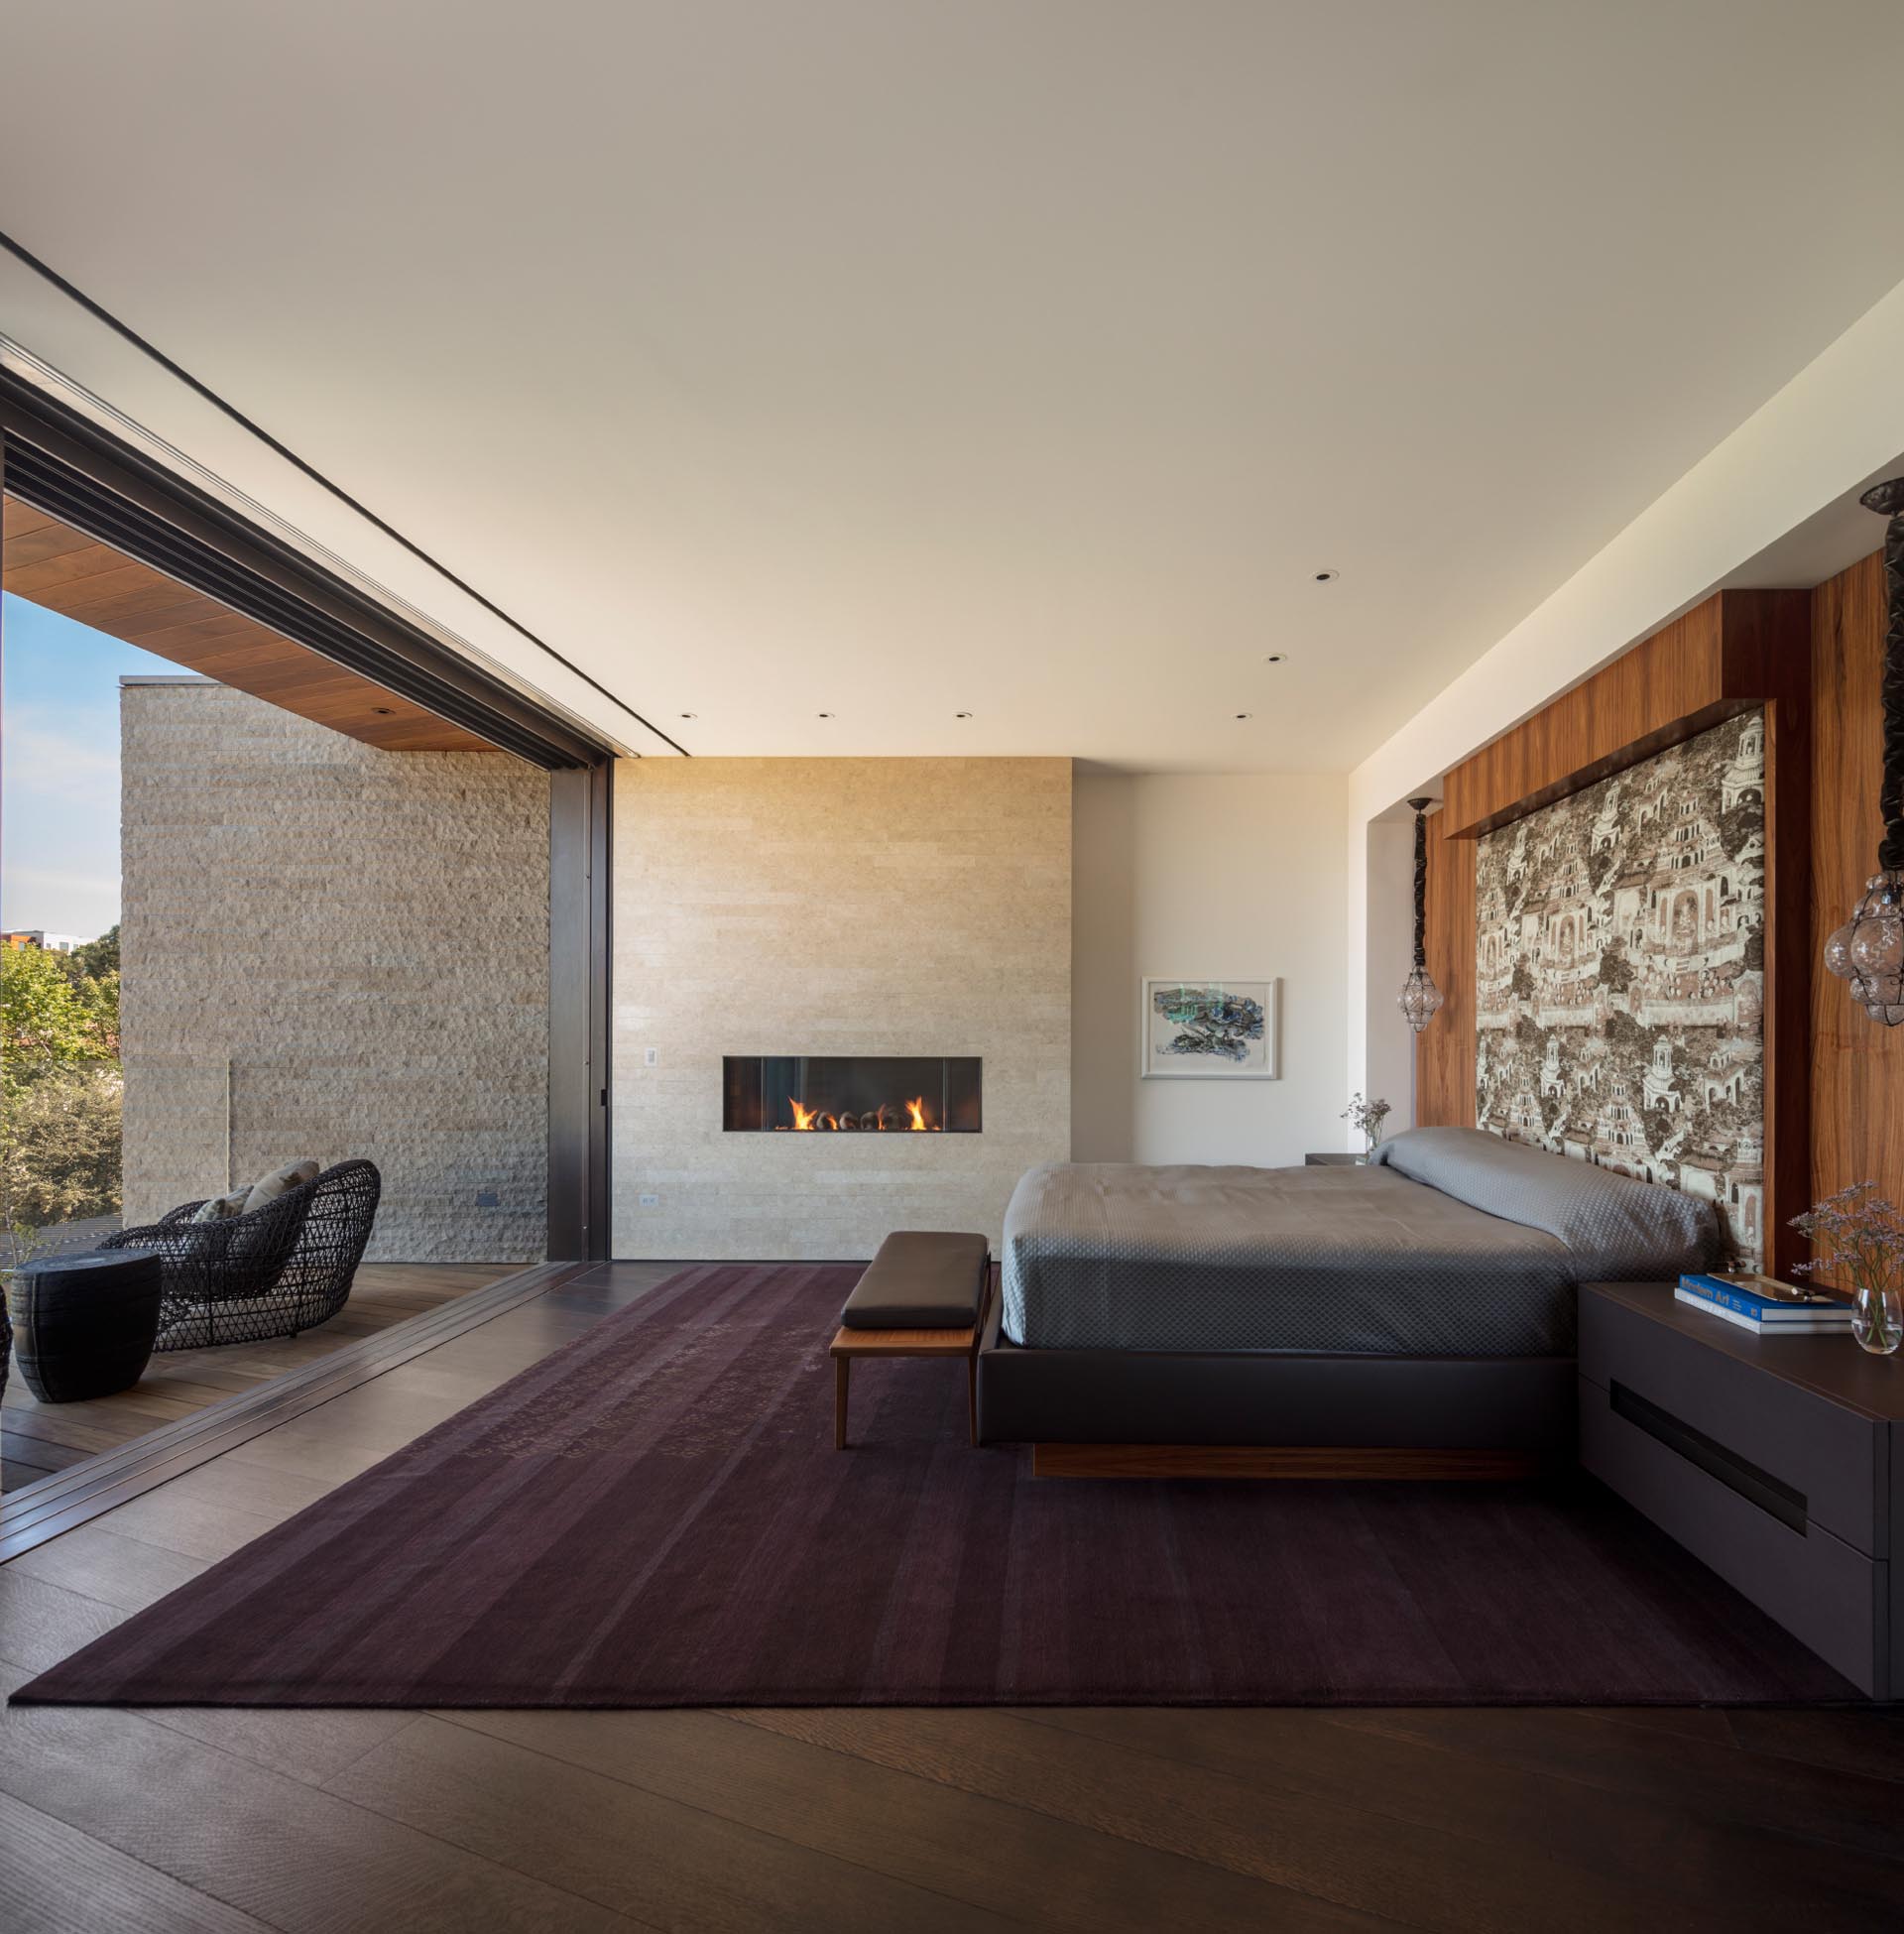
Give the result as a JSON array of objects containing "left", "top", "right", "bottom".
[
  {"left": 1, "top": 1260, "right": 1899, "bottom": 1932},
  {"left": 2, "top": 1264, "right": 510, "bottom": 1496}
]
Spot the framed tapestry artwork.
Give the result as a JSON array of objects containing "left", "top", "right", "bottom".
[
  {"left": 1474, "top": 709, "right": 1765, "bottom": 1267},
  {"left": 1139, "top": 978, "right": 1279, "bottom": 1079}
]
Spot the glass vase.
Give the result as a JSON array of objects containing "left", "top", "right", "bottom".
[{"left": 1850, "top": 1279, "right": 1903, "bottom": 1356}]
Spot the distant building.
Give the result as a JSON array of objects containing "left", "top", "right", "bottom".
[
  {"left": 1722, "top": 717, "right": 1765, "bottom": 810},
  {"left": 1476, "top": 872, "right": 1518, "bottom": 1027},
  {"left": 1, "top": 930, "right": 89, "bottom": 953},
  {"left": 1641, "top": 1036, "right": 1681, "bottom": 1116},
  {"left": 1727, "top": 1131, "right": 1765, "bottom": 1259},
  {"left": 1540, "top": 1035, "right": 1565, "bottom": 1099},
  {"left": 1505, "top": 1087, "right": 1546, "bottom": 1145},
  {"left": 1590, "top": 1074, "right": 1651, "bottom": 1178}
]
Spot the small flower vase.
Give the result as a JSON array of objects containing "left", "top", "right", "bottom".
[{"left": 1850, "top": 1279, "right": 1903, "bottom": 1356}]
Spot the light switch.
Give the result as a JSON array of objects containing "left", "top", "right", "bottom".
[{"left": 644, "top": 1046, "right": 659, "bottom": 1067}]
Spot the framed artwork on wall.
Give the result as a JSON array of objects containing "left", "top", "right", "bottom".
[
  {"left": 1139, "top": 978, "right": 1279, "bottom": 1079},
  {"left": 1473, "top": 709, "right": 1765, "bottom": 1268}
]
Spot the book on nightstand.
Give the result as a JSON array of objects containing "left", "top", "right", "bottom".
[{"left": 1676, "top": 1272, "right": 1852, "bottom": 1335}]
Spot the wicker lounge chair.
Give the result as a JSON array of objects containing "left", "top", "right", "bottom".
[{"left": 101, "top": 1159, "right": 381, "bottom": 1351}]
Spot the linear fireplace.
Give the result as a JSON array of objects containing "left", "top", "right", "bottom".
[{"left": 723, "top": 1055, "right": 982, "bottom": 1133}]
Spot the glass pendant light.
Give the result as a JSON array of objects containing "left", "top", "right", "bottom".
[
  {"left": 1398, "top": 796, "right": 1445, "bottom": 1031},
  {"left": 1824, "top": 477, "right": 1904, "bottom": 1026}
]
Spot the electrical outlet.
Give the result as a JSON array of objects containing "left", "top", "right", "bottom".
[
  {"left": 644, "top": 1046, "right": 659, "bottom": 1067},
  {"left": 475, "top": 1189, "right": 499, "bottom": 1208},
  {"left": 639, "top": 1192, "right": 660, "bottom": 1208}
]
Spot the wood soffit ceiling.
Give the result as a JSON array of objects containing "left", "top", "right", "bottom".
[{"left": 2, "top": 496, "right": 493, "bottom": 753}]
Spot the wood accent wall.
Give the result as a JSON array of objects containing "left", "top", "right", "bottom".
[
  {"left": 1418, "top": 587, "right": 1813, "bottom": 1276},
  {"left": 1810, "top": 550, "right": 1903, "bottom": 1249},
  {"left": 1441, "top": 591, "right": 1809, "bottom": 840},
  {"left": 2, "top": 497, "right": 491, "bottom": 754}
]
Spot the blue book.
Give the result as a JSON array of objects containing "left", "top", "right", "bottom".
[
  {"left": 1675, "top": 1288, "right": 1850, "bottom": 1335},
  {"left": 1678, "top": 1273, "right": 1849, "bottom": 1326}
]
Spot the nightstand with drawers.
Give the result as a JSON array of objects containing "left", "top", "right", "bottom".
[{"left": 1578, "top": 1280, "right": 1902, "bottom": 1698}]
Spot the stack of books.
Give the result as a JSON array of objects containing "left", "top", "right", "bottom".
[{"left": 1676, "top": 1272, "right": 1852, "bottom": 1336}]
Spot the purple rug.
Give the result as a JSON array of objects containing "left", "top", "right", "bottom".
[{"left": 14, "top": 1264, "right": 1857, "bottom": 1707}]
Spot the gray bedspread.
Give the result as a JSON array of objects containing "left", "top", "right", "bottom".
[{"left": 1000, "top": 1137, "right": 1721, "bottom": 1355}]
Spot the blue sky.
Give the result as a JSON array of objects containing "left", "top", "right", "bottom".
[{"left": 2, "top": 592, "right": 180, "bottom": 938}]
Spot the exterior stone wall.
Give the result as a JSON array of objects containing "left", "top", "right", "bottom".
[
  {"left": 612, "top": 758, "right": 1071, "bottom": 1258},
  {"left": 120, "top": 683, "right": 549, "bottom": 1262}
]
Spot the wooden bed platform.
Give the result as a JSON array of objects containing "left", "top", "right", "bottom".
[{"left": 1029, "top": 1444, "right": 1551, "bottom": 1480}]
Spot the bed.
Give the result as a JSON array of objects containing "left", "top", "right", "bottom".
[{"left": 977, "top": 1127, "right": 1721, "bottom": 1472}]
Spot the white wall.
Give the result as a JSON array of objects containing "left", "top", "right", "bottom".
[
  {"left": 1363, "top": 812, "right": 1420, "bottom": 1137},
  {"left": 1073, "top": 773, "right": 1347, "bottom": 1166}
]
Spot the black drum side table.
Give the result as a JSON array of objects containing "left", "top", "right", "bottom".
[{"left": 8, "top": 1250, "right": 164, "bottom": 1403}]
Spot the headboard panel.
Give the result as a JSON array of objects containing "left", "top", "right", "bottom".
[{"left": 1474, "top": 712, "right": 1765, "bottom": 1268}]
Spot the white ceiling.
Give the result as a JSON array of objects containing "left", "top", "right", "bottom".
[{"left": 5, "top": 1, "right": 1904, "bottom": 773}]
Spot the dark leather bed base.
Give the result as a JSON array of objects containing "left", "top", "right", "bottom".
[{"left": 977, "top": 1299, "right": 1576, "bottom": 1453}]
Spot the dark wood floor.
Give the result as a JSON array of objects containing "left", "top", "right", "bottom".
[
  {"left": 2, "top": 1263, "right": 512, "bottom": 1496},
  {"left": 1, "top": 1259, "right": 1899, "bottom": 1931}
]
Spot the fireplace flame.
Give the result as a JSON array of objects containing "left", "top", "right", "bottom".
[{"left": 785, "top": 1094, "right": 936, "bottom": 1131}]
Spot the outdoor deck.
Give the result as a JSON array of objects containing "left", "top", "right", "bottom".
[{"left": 2, "top": 1263, "right": 511, "bottom": 1496}]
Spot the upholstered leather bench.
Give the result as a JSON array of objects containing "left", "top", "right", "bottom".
[{"left": 830, "top": 1232, "right": 992, "bottom": 1448}]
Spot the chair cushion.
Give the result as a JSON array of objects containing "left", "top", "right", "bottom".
[
  {"left": 841, "top": 1231, "right": 989, "bottom": 1329},
  {"left": 240, "top": 1158, "right": 320, "bottom": 1216},
  {"left": 190, "top": 1190, "right": 248, "bottom": 1224}
]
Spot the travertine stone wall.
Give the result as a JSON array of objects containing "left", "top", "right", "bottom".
[
  {"left": 120, "top": 683, "right": 549, "bottom": 1262},
  {"left": 612, "top": 758, "right": 1071, "bottom": 1258}
]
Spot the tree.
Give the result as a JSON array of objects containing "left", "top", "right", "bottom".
[
  {"left": 2, "top": 944, "right": 117, "bottom": 1083},
  {"left": 0, "top": 1064, "right": 122, "bottom": 1229},
  {"left": 1719, "top": 802, "right": 1760, "bottom": 863},
  {"left": 1598, "top": 938, "right": 1635, "bottom": 995},
  {"left": 0, "top": 940, "right": 124, "bottom": 1235},
  {"left": 58, "top": 924, "right": 119, "bottom": 985}
]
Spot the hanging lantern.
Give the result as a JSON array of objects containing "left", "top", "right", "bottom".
[
  {"left": 1398, "top": 795, "right": 1445, "bottom": 1031},
  {"left": 1824, "top": 477, "right": 1904, "bottom": 1025}
]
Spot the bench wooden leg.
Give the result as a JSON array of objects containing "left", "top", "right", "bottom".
[{"left": 835, "top": 1354, "right": 850, "bottom": 1450}]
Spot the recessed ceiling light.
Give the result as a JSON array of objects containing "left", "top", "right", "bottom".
[
  {"left": 1235, "top": 712, "right": 1253, "bottom": 720},
  {"left": 678, "top": 711, "right": 697, "bottom": 720},
  {"left": 1264, "top": 654, "right": 1286, "bottom": 665},
  {"left": 1313, "top": 568, "right": 1339, "bottom": 583},
  {"left": 817, "top": 711, "right": 835, "bottom": 719},
  {"left": 955, "top": 711, "right": 973, "bottom": 719},
  {"left": 370, "top": 705, "right": 395, "bottom": 716}
]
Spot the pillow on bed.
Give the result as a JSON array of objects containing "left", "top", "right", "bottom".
[{"left": 1371, "top": 1127, "right": 1722, "bottom": 1278}]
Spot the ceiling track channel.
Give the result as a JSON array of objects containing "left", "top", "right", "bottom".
[{"left": 0, "top": 376, "right": 614, "bottom": 771}]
